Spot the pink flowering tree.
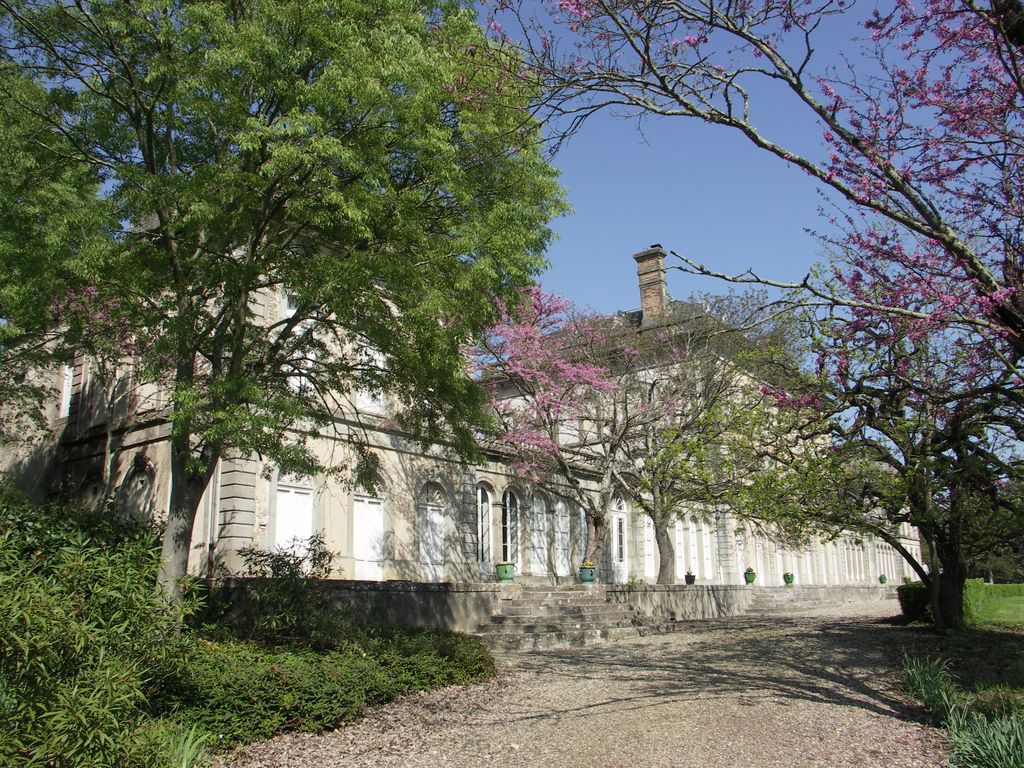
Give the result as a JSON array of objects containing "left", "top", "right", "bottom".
[
  {"left": 495, "top": 0, "right": 1024, "bottom": 362},
  {"left": 478, "top": 288, "right": 622, "bottom": 568},
  {"left": 612, "top": 300, "right": 803, "bottom": 583},
  {"left": 479, "top": 287, "right": 794, "bottom": 582},
  {"left": 486, "top": 0, "right": 1024, "bottom": 615},
  {"left": 729, "top": 307, "right": 1024, "bottom": 630}
]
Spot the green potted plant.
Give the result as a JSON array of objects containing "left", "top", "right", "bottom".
[
  {"left": 578, "top": 560, "right": 596, "bottom": 584},
  {"left": 496, "top": 561, "right": 516, "bottom": 583},
  {"left": 878, "top": 574, "right": 888, "bottom": 584},
  {"left": 783, "top": 571, "right": 794, "bottom": 586},
  {"left": 744, "top": 567, "right": 756, "bottom": 585},
  {"left": 684, "top": 570, "right": 696, "bottom": 585}
]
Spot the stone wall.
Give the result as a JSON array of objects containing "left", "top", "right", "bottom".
[
  {"left": 220, "top": 579, "right": 510, "bottom": 634},
  {"left": 606, "top": 584, "right": 756, "bottom": 620},
  {"left": 606, "top": 584, "right": 897, "bottom": 621}
]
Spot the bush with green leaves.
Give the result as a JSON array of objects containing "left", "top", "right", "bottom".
[
  {"left": 0, "top": 486, "right": 208, "bottom": 767},
  {"left": 173, "top": 629, "right": 495, "bottom": 747},
  {"left": 897, "top": 581, "right": 933, "bottom": 623},
  {"left": 199, "top": 534, "right": 352, "bottom": 647},
  {"left": 964, "top": 578, "right": 988, "bottom": 626}
]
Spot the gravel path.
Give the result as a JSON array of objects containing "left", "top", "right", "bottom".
[{"left": 216, "top": 604, "right": 946, "bottom": 768}]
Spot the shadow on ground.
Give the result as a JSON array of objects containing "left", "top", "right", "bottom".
[{"left": 499, "top": 612, "right": 933, "bottom": 727}]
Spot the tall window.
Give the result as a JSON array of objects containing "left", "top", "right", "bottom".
[
  {"left": 58, "top": 360, "right": 74, "bottom": 418},
  {"left": 615, "top": 516, "right": 626, "bottom": 562},
  {"left": 501, "top": 489, "right": 519, "bottom": 564},
  {"left": 476, "top": 485, "right": 492, "bottom": 564}
]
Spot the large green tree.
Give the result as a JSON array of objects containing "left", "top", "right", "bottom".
[
  {"left": 0, "top": 65, "right": 109, "bottom": 442},
  {"left": 1, "top": 0, "right": 563, "bottom": 597}
]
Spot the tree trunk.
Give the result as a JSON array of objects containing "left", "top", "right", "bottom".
[
  {"left": 936, "top": 541, "right": 968, "bottom": 632},
  {"left": 157, "top": 437, "right": 213, "bottom": 602},
  {"left": 937, "top": 569, "right": 966, "bottom": 631},
  {"left": 583, "top": 507, "right": 607, "bottom": 569},
  {"left": 655, "top": 520, "right": 676, "bottom": 584}
]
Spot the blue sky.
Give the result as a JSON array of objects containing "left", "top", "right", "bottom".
[
  {"left": 517, "top": 6, "right": 874, "bottom": 315},
  {"left": 538, "top": 107, "right": 832, "bottom": 314}
]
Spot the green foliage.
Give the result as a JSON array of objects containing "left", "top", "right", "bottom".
[
  {"left": 903, "top": 648, "right": 1024, "bottom": 768},
  {"left": 947, "top": 711, "right": 1024, "bottom": 768},
  {"left": 173, "top": 629, "right": 494, "bottom": 748},
  {"left": 3, "top": 0, "right": 565, "bottom": 595},
  {"left": 965, "top": 578, "right": 988, "bottom": 626},
  {"left": 199, "top": 535, "right": 350, "bottom": 648},
  {"left": 897, "top": 581, "right": 933, "bottom": 623},
  {"left": 0, "top": 65, "right": 111, "bottom": 442},
  {"left": 959, "top": 582, "right": 1024, "bottom": 627},
  {"left": 0, "top": 489, "right": 494, "bottom": 759},
  {"left": 903, "top": 654, "right": 964, "bottom": 725},
  {"left": 0, "top": 487, "right": 205, "bottom": 767}
]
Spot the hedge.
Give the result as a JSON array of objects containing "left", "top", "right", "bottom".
[
  {"left": 964, "top": 578, "right": 987, "bottom": 626},
  {"left": 897, "top": 582, "right": 932, "bottom": 623}
]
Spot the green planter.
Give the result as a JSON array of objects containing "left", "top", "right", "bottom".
[
  {"left": 744, "top": 570, "right": 756, "bottom": 585},
  {"left": 783, "top": 572, "right": 794, "bottom": 586},
  {"left": 496, "top": 562, "right": 516, "bottom": 583},
  {"left": 879, "top": 574, "right": 888, "bottom": 585},
  {"left": 684, "top": 573, "right": 696, "bottom": 585},
  {"left": 578, "top": 565, "right": 596, "bottom": 584}
]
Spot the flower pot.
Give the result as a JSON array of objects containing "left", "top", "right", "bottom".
[
  {"left": 783, "top": 573, "right": 794, "bottom": 586},
  {"left": 878, "top": 574, "right": 888, "bottom": 584},
  {"left": 744, "top": 570, "right": 756, "bottom": 585},
  {"left": 496, "top": 562, "right": 516, "bottom": 583},
  {"left": 579, "top": 565, "right": 596, "bottom": 584},
  {"left": 684, "top": 573, "right": 696, "bottom": 585}
]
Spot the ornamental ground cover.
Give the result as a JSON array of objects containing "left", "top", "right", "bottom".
[
  {"left": 0, "top": 487, "right": 495, "bottom": 767},
  {"left": 903, "top": 623, "right": 1024, "bottom": 767}
]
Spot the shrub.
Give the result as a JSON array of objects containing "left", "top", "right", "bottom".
[
  {"left": 897, "top": 581, "right": 933, "bottom": 623},
  {"left": 0, "top": 486, "right": 203, "bottom": 767},
  {"left": 174, "top": 629, "right": 494, "bottom": 748},
  {"left": 904, "top": 651, "right": 1024, "bottom": 768},
  {"left": 964, "top": 579, "right": 988, "bottom": 626},
  {"left": 199, "top": 534, "right": 351, "bottom": 647}
]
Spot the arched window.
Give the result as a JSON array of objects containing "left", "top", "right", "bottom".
[
  {"left": 476, "top": 485, "right": 492, "bottom": 564},
  {"left": 418, "top": 482, "right": 447, "bottom": 582},
  {"left": 501, "top": 489, "right": 520, "bottom": 565}
]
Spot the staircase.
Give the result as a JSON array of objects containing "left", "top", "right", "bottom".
[{"left": 474, "top": 586, "right": 643, "bottom": 652}]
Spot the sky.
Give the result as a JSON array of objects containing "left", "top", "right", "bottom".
[
  {"left": 538, "top": 111, "right": 830, "bottom": 314},
  {"left": 516, "top": 7, "right": 872, "bottom": 316}
]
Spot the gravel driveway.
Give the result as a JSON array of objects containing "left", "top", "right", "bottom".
[{"left": 216, "top": 604, "right": 946, "bottom": 768}]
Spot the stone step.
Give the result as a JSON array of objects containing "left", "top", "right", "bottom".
[
  {"left": 488, "top": 608, "right": 637, "bottom": 624},
  {"left": 477, "top": 618, "right": 638, "bottom": 633},
  {"left": 500, "top": 594, "right": 608, "bottom": 607},
  {"left": 497, "top": 602, "right": 626, "bottom": 616},
  {"left": 479, "top": 625, "right": 640, "bottom": 652}
]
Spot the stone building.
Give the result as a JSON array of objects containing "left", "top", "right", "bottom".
[{"left": 2, "top": 246, "right": 923, "bottom": 591}]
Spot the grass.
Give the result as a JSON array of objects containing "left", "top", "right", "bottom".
[{"left": 975, "top": 596, "right": 1024, "bottom": 627}]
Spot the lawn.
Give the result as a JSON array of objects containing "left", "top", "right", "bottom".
[{"left": 975, "top": 595, "right": 1024, "bottom": 626}]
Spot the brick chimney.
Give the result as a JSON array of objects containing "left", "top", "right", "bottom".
[{"left": 633, "top": 244, "right": 669, "bottom": 323}]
